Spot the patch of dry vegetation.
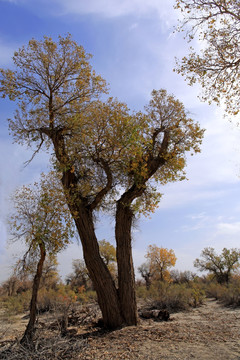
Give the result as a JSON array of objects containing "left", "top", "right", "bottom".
[{"left": 1, "top": 299, "right": 240, "bottom": 360}]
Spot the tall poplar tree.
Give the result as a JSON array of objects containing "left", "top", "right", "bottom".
[{"left": 1, "top": 35, "right": 204, "bottom": 328}]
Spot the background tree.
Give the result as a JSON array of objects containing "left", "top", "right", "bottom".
[
  {"left": 138, "top": 261, "right": 153, "bottom": 289},
  {"left": 0, "top": 35, "right": 204, "bottom": 328},
  {"left": 145, "top": 245, "right": 177, "bottom": 282},
  {"left": 66, "top": 259, "right": 91, "bottom": 292},
  {"left": 175, "top": 0, "right": 240, "bottom": 117},
  {"left": 9, "top": 172, "right": 74, "bottom": 345},
  {"left": 99, "top": 240, "right": 116, "bottom": 267},
  {"left": 40, "top": 255, "right": 60, "bottom": 290},
  {"left": 170, "top": 269, "right": 196, "bottom": 284},
  {"left": 99, "top": 240, "right": 117, "bottom": 279},
  {"left": 194, "top": 247, "right": 240, "bottom": 284},
  {"left": 15, "top": 254, "right": 60, "bottom": 291},
  {"left": 66, "top": 241, "right": 117, "bottom": 293},
  {"left": 1, "top": 275, "right": 19, "bottom": 297}
]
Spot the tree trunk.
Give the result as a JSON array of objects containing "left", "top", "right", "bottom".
[
  {"left": 115, "top": 202, "right": 138, "bottom": 325},
  {"left": 20, "top": 244, "right": 46, "bottom": 346},
  {"left": 51, "top": 132, "right": 124, "bottom": 328},
  {"left": 145, "top": 276, "right": 151, "bottom": 290},
  {"left": 74, "top": 206, "right": 124, "bottom": 328}
]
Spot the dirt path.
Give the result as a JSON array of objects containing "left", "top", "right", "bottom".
[
  {"left": 1, "top": 299, "right": 240, "bottom": 359},
  {"left": 80, "top": 299, "right": 240, "bottom": 360}
]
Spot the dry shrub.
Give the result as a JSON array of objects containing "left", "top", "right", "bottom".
[
  {"left": 1, "top": 286, "right": 77, "bottom": 316},
  {"left": 136, "top": 281, "right": 205, "bottom": 312},
  {"left": 205, "top": 277, "right": 240, "bottom": 307},
  {"left": 205, "top": 282, "right": 227, "bottom": 300},
  {"left": 37, "top": 286, "right": 77, "bottom": 313},
  {"left": 0, "top": 334, "right": 87, "bottom": 360},
  {"left": 3, "top": 291, "right": 32, "bottom": 316},
  {"left": 76, "top": 289, "right": 97, "bottom": 304}
]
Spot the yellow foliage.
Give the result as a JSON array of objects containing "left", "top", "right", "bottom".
[
  {"left": 146, "top": 245, "right": 177, "bottom": 282},
  {"left": 175, "top": 0, "right": 240, "bottom": 117}
]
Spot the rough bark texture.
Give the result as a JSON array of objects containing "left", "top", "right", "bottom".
[
  {"left": 116, "top": 202, "right": 138, "bottom": 325},
  {"left": 73, "top": 206, "right": 124, "bottom": 328},
  {"left": 49, "top": 133, "right": 125, "bottom": 328},
  {"left": 20, "top": 243, "right": 46, "bottom": 346}
]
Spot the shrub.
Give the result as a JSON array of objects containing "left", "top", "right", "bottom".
[
  {"left": 204, "top": 278, "right": 240, "bottom": 307},
  {"left": 77, "top": 290, "right": 97, "bottom": 304},
  {"left": 136, "top": 281, "right": 205, "bottom": 312},
  {"left": 3, "top": 290, "right": 32, "bottom": 315},
  {"left": 205, "top": 282, "right": 227, "bottom": 300},
  {"left": 37, "top": 286, "right": 77, "bottom": 313},
  {"left": 1, "top": 286, "right": 78, "bottom": 316}
]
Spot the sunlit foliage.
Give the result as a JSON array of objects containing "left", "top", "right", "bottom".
[
  {"left": 145, "top": 245, "right": 177, "bottom": 282},
  {"left": 175, "top": 0, "right": 240, "bottom": 117},
  {"left": 0, "top": 35, "right": 204, "bottom": 327},
  {"left": 194, "top": 247, "right": 240, "bottom": 284}
]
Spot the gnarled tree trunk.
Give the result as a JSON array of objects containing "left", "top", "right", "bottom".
[
  {"left": 115, "top": 201, "right": 138, "bottom": 325},
  {"left": 20, "top": 243, "right": 46, "bottom": 346},
  {"left": 51, "top": 135, "right": 125, "bottom": 328},
  {"left": 74, "top": 205, "right": 124, "bottom": 328}
]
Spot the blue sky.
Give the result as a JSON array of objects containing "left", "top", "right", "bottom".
[{"left": 0, "top": 0, "right": 240, "bottom": 282}]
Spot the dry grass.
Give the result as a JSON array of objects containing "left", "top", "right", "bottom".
[
  {"left": 0, "top": 334, "right": 88, "bottom": 360},
  {"left": 1, "top": 299, "right": 240, "bottom": 360}
]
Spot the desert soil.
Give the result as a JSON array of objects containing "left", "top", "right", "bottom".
[{"left": 0, "top": 299, "right": 240, "bottom": 359}]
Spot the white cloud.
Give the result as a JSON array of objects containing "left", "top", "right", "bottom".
[
  {"left": 52, "top": 0, "right": 176, "bottom": 21},
  {"left": 6, "top": 0, "right": 177, "bottom": 28},
  {"left": 216, "top": 222, "right": 240, "bottom": 235}
]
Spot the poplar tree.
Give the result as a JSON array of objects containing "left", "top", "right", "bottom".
[
  {"left": 1, "top": 35, "right": 204, "bottom": 328},
  {"left": 9, "top": 172, "right": 74, "bottom": 345}
]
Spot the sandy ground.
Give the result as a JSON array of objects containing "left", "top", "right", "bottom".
[{"left": 0, "top": 299, "right": 240, "bottom": 359}]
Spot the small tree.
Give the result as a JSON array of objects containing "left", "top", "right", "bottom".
[
  {"left": 99, "top": 240, "right": 117, "bottom": 279},
  {"left": 138, "top": 261, "right": 153, "bottom": 289},
  {"left": 170, "top": 269, "right": 196, "bottom": 284},
  {"left": 145, "top": 245, "right": 177, "bottom": 282},
  {"left": 9, "top": 172, "right": 74, "bottom": 345},
  {"left": 15, "top": 254, "right": 60, "bottom": 291},
  {"left": 66, "top": 259, "right": 91, "bottom": 292},
  {"left": 40, "top": 255, "right": 60, "bottom": 290},
  {"left": 99, "top": 240, "right": 116, "bottom": 266},
  {"left": 194, "top": 247, "right": 240, "bottom": 284},
  {"left": 1, "top": 275, "right": 19, "bottom": 297}
]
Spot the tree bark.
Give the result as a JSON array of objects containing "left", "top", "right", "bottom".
[
  {"left": 20, "top": 243, "right": 46, "bottom": 346},
  {"left": 50, "top": 131, "right": 126, "bottom": 328},
  {"left": 74, "top": 205, "right": 125, "bottom": 328},
  {"left": 115, "top": 201, "right": 138, "bottom": 325}
]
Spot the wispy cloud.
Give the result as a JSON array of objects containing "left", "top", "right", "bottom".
[
  {"left": 3, "top": 0, "right": 177, "bottom": 26},
  {"left": 51, "top": 0, "right": 176, "bottom": 21},
  {"left": 216, "top": 222, "right": 240, "bottom": 235}
]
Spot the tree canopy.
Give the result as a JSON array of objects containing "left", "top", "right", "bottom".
[
  {"left": 194, "top": 247, "right": 240, "bottom": 284},
  {"left": 9, "top": 172, "right": 74, "bottom": 259},
  {"left": 0, "top": 36, "right": 204, "bottom": 217},
  {"left": 145, "top": 245, "right": 177, "bottom": 282},
  {"left": 1, "top": 34, "right": 204, "bottom": 328},
  {"left": 175, "top": 0, "right": 240, "bottom": 116}
]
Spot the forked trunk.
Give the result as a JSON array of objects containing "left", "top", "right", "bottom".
[
  {"left": 74, "top": 206, "right": 124, "bottom": 328},
  {"left": 20, "top": 244, "right": 46, "bottom": 346},
  {"left": 115, "top": 202, "right": 138, "bottom": 325}
]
